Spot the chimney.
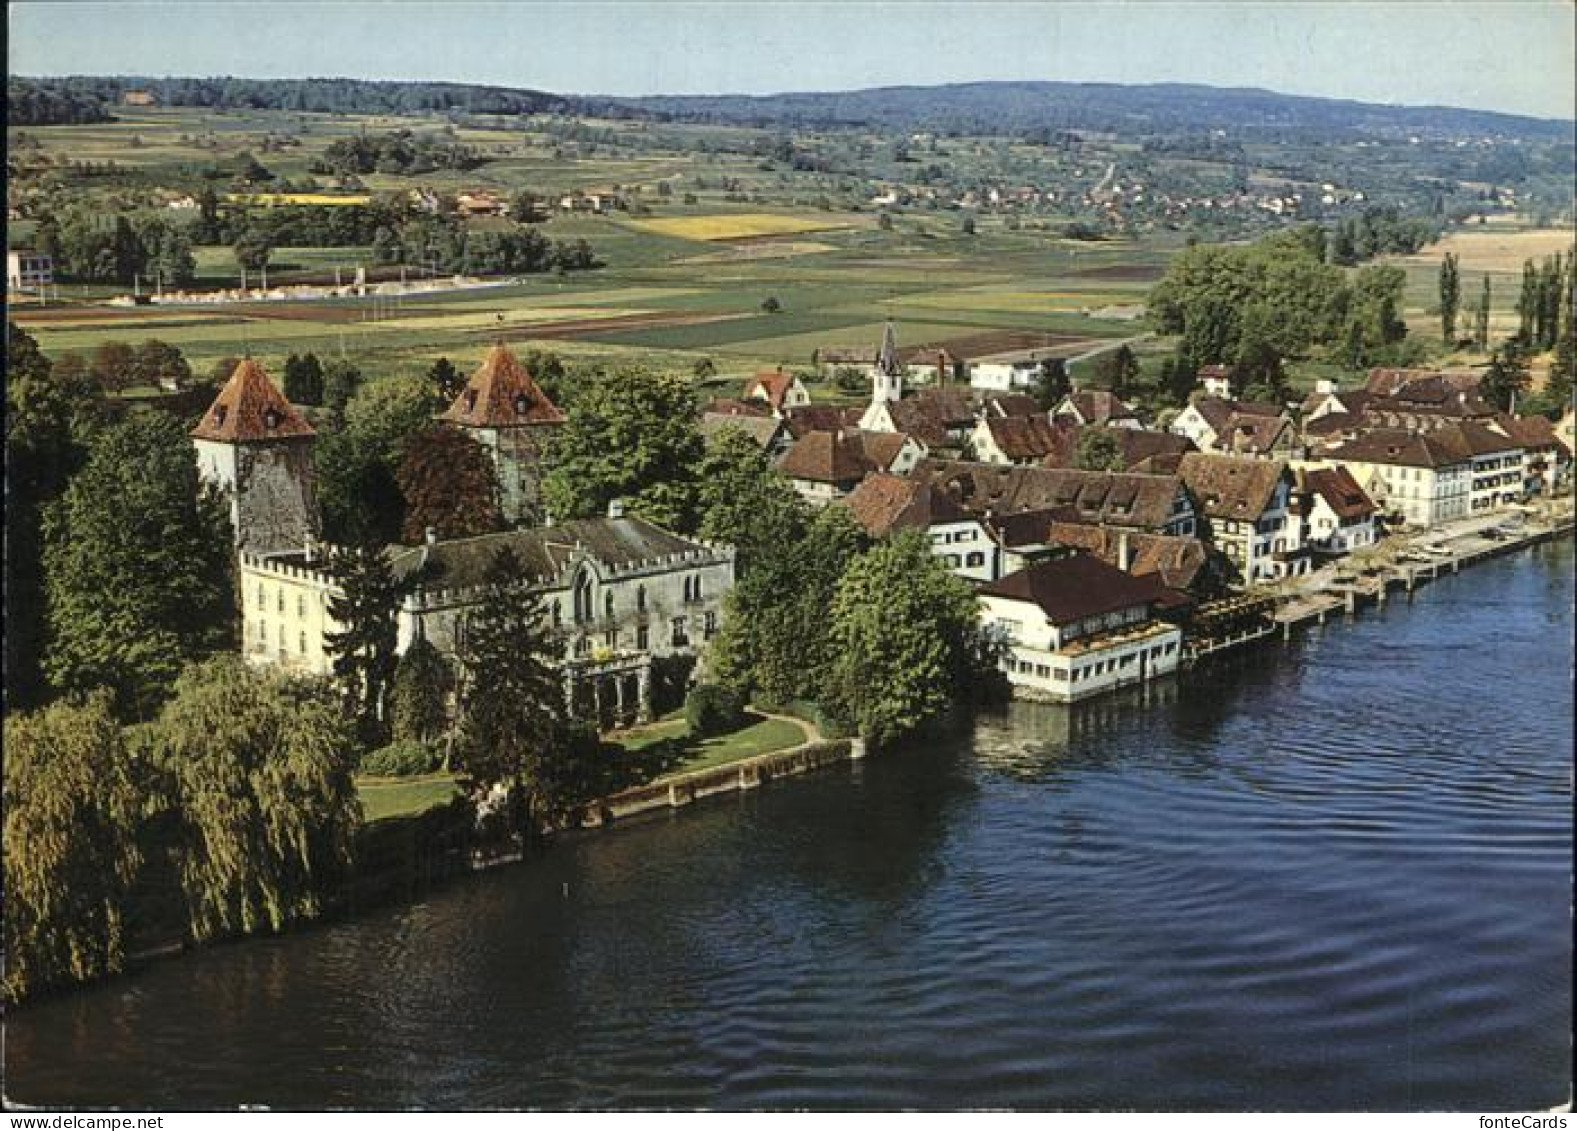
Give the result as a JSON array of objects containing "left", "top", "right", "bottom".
[
  {"left": 607, "top": 498, "right": 625, "bottom": 519},
  {"left": 1117, "top": 529, "right": 1132, "bottom": 572},
  {"left": 425, "top": 526, "right": 438, "bottom": 546},
  {"left": 302, "top": 538, "right": 316, "bottom": 565},
  {"left": 1315, "top": 377, "right": 1337, "bottom": 395}
]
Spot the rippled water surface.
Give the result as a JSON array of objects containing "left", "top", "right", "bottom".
[{"left": 6, "top": 542, "right": 1572, "bottom": 1110}]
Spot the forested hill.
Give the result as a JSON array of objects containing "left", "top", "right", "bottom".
[
  {"left": 622, "top": 81, "right": 1574, "bottom": 142},
  {"left": 6, "top": 75, "right": 630, "bottom": 126},
  {"left": 11, "top": 74, "right": 1571, "bottom": 144}
]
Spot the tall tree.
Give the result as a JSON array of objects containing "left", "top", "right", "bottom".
[
  {"left": 3, "top": 694, "right": 143, "bottom": 1003},
  {"left": 131, "top": 338, "right": 191, "bottom": 391},
  {"left": 1439, "top": 252, "right": 1460, "bottom": 343},
  {"left": 1480, "top": 341, "right": 1531, "bottom": 412},
  {"left": 6, "top": 323, "right": 88, "bottom": 707},
  {"left": 396, "top": 425, "right": 504, "bottom": 544},
  {"left": 88, "top": 340, "right": 137, "bottom": 394},
  {"left": 42, "top": 412, "right": 234, "bottom": 719},
  {"left": 148, "top": 658, "right": 361, "bottom": 942},
  {"left": 453, "top": 548, "right": 576, "bottom": 830},
  {"left": 390, "top": 634, "right": 453, "bottom": 747},
  {"left": 694, "top": 426, "right": 806, "bottom": 574},
  {"left": 1073, "top": 428, "right": 1126, "bottom": 471},
  {"left": 1475, "top": 276, "right": 1493, "bottom": 351},
  {"left": 427, "top": 356, "right": 463, "bottom": 406},
  {"left": 822, "top": 532, "right": 990, "bottom": 746},
  {"left": 282, "top": 352, "right": 325, "bottom": 406},
  {"left": 323, "top": 536, "right": 405, "bottom": 747},
  {"left": 1032, "top": 358, "right": 1072, "bottom": 411},
  {"left": 542, "top": 366, "right": 704, "bottom": 531}
]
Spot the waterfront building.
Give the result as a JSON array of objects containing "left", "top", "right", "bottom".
[
  {"left": 1177, "top": 453, "right": 1306, "bottom": 582},
  {"left": 437, "top": 343, "right": 565, "bottom": 526},
  {"left": 1490, "top": 413, "right": 1572, "bottom": 496},
  {"left": 839, "top": 472, "right": 999, "bottom": 582},
  {"left": 1324, "top": 429, "right": 1474, "bottom": 529},
  {"left": 191, "top": 358, "right": 321, "bottom": 555},
  {"left": 237, "top": 509, "right": 735, "bottom": 728},
  {"left": 1293, "top": 466, "right": 1379, "bottom": 555},
  {"left": 1454, "top": 420, "right": 1526, "bottom": 513},
  {"left": 977, "top": 553, "right": 1183, "bottom": 703}
]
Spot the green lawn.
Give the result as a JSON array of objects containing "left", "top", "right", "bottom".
[
  {"left": 356, "top": 773, "right": 461, "bottom": 823},
  {"left": 609, "top": 710, "right": 808, "bottom": 779}
]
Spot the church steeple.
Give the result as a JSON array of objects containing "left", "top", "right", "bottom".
[{"left": 872, "top": 320, "right": 903, "bottom": 405}]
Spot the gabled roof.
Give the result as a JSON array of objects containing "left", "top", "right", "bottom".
[
  {"left": 840, "top": 472, "right": 972, "bottom": 537},
  {"left": 389, "top": 515, "right": 715, "bottom": 591},
  {"left": 983, "top": 392, "right": 1041, "bottom": 419},
  {"left": 980, "top": 414, "right": 1062, "bottom": 462},
  {"left": 1366, "top": 367, "right": 1481, "bottom": 397},
  {"left": 884, "top": 398, "right": 952, "bottom": 448},
  {"left": 1300, "top": 466, "right": 1376, "bottom": 521},
  {"left": 191, "top": 358, "right": 315, "bottom": 442},
  {"left": 1452, "top": 419, "right": 1523, "bottom": 457},
  {"left": 742, "top": 369, "right": 802, "bottom": 411},
  {"left": 1177, "top": 453, "right": 1289, "bottom": 520},
  {"left": 699, "top": 413, "right": 785, "bottom": 449},
  {"left": 854, "top": 429, "right": 918, "bottom": 470},
  {"left": 784, "top": 404, "right": 861, "bottom": 438},
  {"left": 980, "top": 553, "right": 1163, "bottom": 626},
  {"left": 703, "top": 396, "right": 772, "bottom": 418},
  {"left": 778, "top": 430, "right": 873, "bottom": 485},
  {"left": 912, "top": 458, "right": 1186, "bottom": 532},
  {"left": 1326, "top": 429, "right": 1472, "bottom": 470},
  {"left": 438, "top": 343, "right": 565, "bottom": 429},
  {"left": 1040, "top": 425, "right": 1196, "bottom": 473},
  {"left": 1046, "top": 522, "right": 1210, "bottom": 591},
  {"left": 1222, "top": 413, "right": 1292, "bottom": 456},
  {"left": 1057, "top": 389, "right": 1140, "bottom": 426},
  {"left": 1493, "top": 413, "right": 1569, "bottom": 457}
]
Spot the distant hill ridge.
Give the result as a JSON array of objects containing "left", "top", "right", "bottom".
[{"left": 9, "top": 74, "right": 1572, "bottom": 140}]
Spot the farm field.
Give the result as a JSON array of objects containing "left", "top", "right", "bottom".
[{"left": 621, "top": 212, "right": 861, "bottom": 241}]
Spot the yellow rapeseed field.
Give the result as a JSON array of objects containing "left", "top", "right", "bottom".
[
  {"left": 621, "top": 213, "right": 854, "bottom": 241},
  {"left": 224, "top": 193, "right": 374, "bottom": 207}
]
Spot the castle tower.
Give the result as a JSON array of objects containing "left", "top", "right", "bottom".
[
  {"left": 191, "top": 358, "right": 320, "bottom": 554},
  {"left": 859, "top": 321, "right": 905, "bottom": 432},
  {"left": 438, "top": 342, "right": 566, "bottom": 525}
]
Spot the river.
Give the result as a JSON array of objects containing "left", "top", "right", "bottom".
[{"left": 5, "top": 541, "right": 1572, "bottom": 1110}]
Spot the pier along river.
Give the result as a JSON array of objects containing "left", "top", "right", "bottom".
[{"left": 6, "top": 541, "right": 1571, "bottom": 1111}]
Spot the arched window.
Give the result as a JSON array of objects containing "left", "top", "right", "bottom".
[
  {"left": 551, "top": 600, "right": 561, "bottom": 628},
  {"left": 636, "top": 584, "right": 647, "bottom": 612},
  {"left": 604, "top": 591, "right": 614, "bottom": 620},
  {"left": 573, "top": 569, "right": 594, "bottom": 625}
]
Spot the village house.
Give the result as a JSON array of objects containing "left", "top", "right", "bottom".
[
  {"left": 977, "top": 554, "right": 1183, "bottom": 703},
  {"left": 910, "top": 459, "right": 1198, "bottom": 538},
  {"left": 698, "top": 409, "right": 791, "bottom": 460},
  {"left": 1321, "top": 429, "right": 1472, "bottom": 528},
  {"left": 970, "top": 414, "right": 1062, "bottom": 466},
  {"left": 1177, "top": 453, "right": 1305, "bottom": 583},
  {"left": 1043, "top": 522, "right": 1216, "bottom": 602},
  {"left": 6, "top": 249, "right": 53, "bottom": 293},
  {"left": 1292, "top": 466, "right": 1379, "bottom": 556},
  {"left": 1170, "top": 395, "right": 1294, "bottom": 457},
  {"left": 1051, "top": 389, "right": 1143, "bottom": 429},
  {"left": 191, "top": 358, "right": 321, "bottom": 556},
  {"left": 968, "top": 348, "right": 1066, "bottom": 392},
  {"left": 1489, "top": 413, "right": 1571, "bottom": 496},
  {"left": 1040, "top": 424, "right": 1196, "bottom": 475},
  {"left": 237, "top": 510, "right": 735, "bottom": 729},
  {"left": 1452, "top": 420, "right": 1526, "bottom": 514},
  {"left": 840, "top": 473, "right": 999, "bottom": 582},
  {"left": 437, "top": 343, "right": 565, "bottom": 526},
  {"left": 741, "top": 368, "right": 812, "bottom": 417},
  {"left": 777, "top": 429, "right": 923, "bottom": 505}
]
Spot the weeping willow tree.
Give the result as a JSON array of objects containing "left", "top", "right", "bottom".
[
  {"left": 148, "top": 657, "right": 362, "bottom": 942},
  {"left": 3, "top": 693, "right": 143, "bottom": 1003}
]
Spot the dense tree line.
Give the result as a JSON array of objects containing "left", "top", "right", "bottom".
[
  {"left": 311, "top": 130, "right": 484, "bottom": 176},
  {"left": 1516, "top": 250, "right": 1571, "bottom": 351},
  {"left": 32, "top": 209, "right": 196, "bottom": 286},
  {"left": 6, "top": 79, "right": 113, "bottom": 125},
  {"left": 1327, "top": 206, "right": 1440, "bottom": 266},
  {"left": 1148, "top": 226, "right": 1412, "bottom": 387}
]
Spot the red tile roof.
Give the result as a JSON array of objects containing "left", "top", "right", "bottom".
[
  {"left": 742, "top": 369, "right": 801, "bottom": 411},
  {"left": 981, "top": 415, "right": 1062, "bottom": 462},
  {"left": 1301, "top": 466, "right": 1376, "bottom": 521},
  {"left": 190, "top": 358, "right": 315, "bottom": 442},
  {"left": 980, "top": 553, "right": 1164, "bottom": 625},
  {"left": 1178, "top": 453, "right": 1289, "bottom": 519},
  {"left": 438, "top": 343, "right": 565, "bottom": 429},
  {"left": 840, "top": 472, "right": 972, "bottom": 536},
  {"left": 778, "top": 430, "right": 873, "bottom": 485}
]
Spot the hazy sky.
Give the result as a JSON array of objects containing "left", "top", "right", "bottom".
[{"left": 9, "top": 1, "right": 1576, "bottom": 120}]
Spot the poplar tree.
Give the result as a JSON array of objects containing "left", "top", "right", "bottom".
[
  {"left": 1438, "top": 252, "right": 1460, "bottom": 343},
  {"left": 1475, "top": 277, "right": 1492, "bottom": 351}
]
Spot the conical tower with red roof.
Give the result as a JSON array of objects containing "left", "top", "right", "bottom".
[
  {"left": 438, "top": 342, "right": 564, "bottom": 524},
  {"left": 191, "top": 358, "right": 321, "bottom": 553}
]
